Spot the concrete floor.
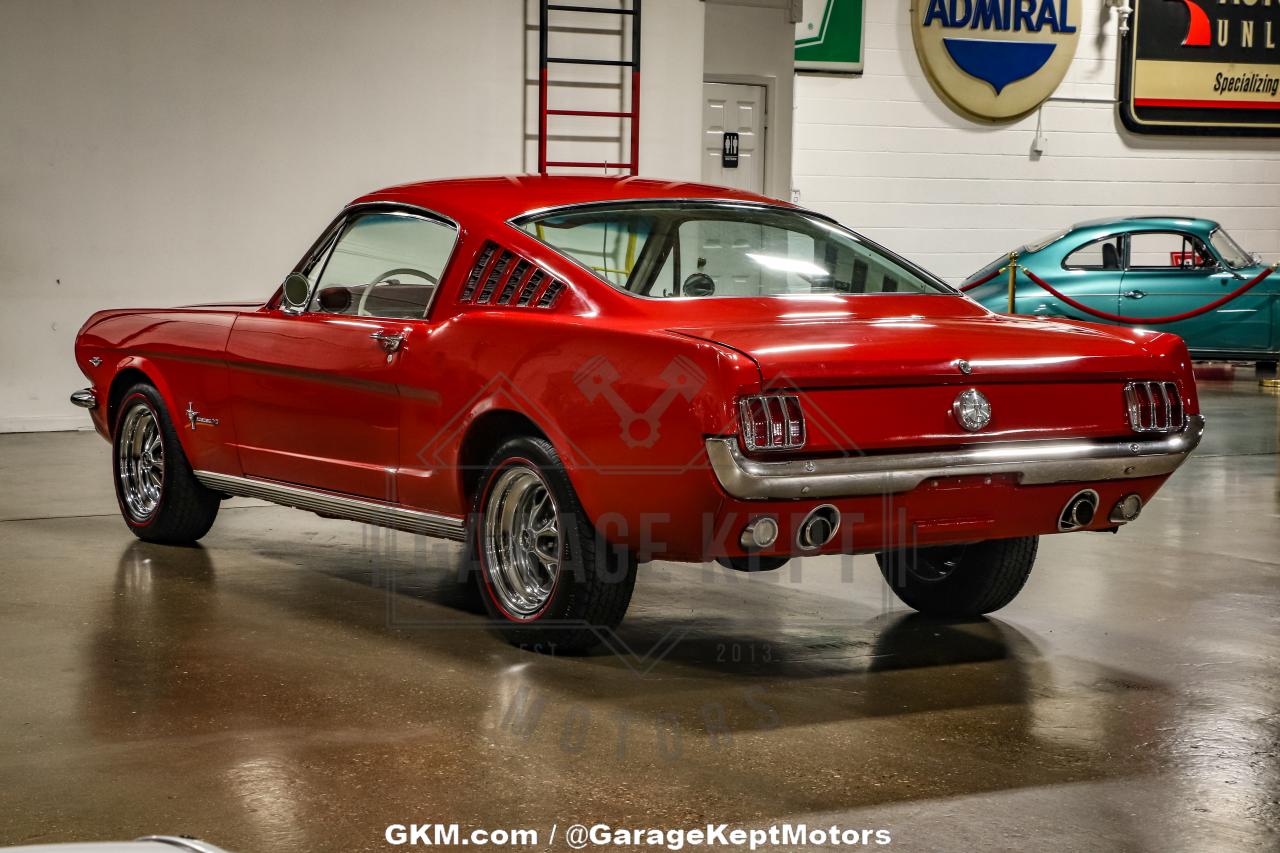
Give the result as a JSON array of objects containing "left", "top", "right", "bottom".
[{"left": 1, "top": 378, "right": 1277, "bottom": 853}]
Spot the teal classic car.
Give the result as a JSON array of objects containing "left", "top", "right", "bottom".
[{"left": 963, "top": 217, "right": 1278, "bottom": 368}]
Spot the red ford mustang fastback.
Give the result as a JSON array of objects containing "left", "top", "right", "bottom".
[{"left": 73, "top": 176, "right": 1203, "bottom": 651}]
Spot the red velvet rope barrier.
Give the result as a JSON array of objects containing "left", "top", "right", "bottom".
[
  {"left": 958, "top": 266, "right": 1004, "bottom": 292},
  {"left": 1018, "top": 264, "right": 1276, "bottom": 325}
]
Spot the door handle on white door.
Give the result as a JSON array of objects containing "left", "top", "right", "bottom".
[
  {"left": 1124, "top": 290, "right": 1147, "bottom": 300},
  {"left": 370, "top": 331, "right": 405, "bottom": 353}
]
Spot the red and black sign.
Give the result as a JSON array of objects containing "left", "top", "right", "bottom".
[{"left": 1120, "top": 0, "right": 1280, "bottom": 136}]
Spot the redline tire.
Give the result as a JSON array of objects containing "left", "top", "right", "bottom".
[
  {"left": 111, "top": 384, "right": 220, "bottom": 544},
  {"left": 469, "top": 436, "right": 637, "bottom": 653},
  {"left": 876, "top": 536, "right": 1038, "bottom": 617}
]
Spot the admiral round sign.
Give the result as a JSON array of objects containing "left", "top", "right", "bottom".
[{"left": 911, "top": 0, "right": 1082, "bottom": 121}]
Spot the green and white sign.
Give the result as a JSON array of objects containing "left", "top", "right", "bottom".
[{"left": 795, "top": 0, "right": 865, "bottom": 74}]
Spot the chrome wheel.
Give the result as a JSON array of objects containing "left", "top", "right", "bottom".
[
  {"left": 118, "top": 404, "right": 164, "bottom": 521},
  {"left": 482, "top": 465, "right": 562, "bottom": 619}
]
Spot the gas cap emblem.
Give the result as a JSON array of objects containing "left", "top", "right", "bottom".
[{"left": 953, "top": 388, "right": 992, "bottom": 432}]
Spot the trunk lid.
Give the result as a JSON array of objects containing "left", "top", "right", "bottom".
[
  {"left": 673, "top": 311, "right": 1155, "bottom": 389},
  {"left": 670, "top": 297, "right": 1165, "bottom": 452}
]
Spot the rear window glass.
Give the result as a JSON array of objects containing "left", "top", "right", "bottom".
[
  {"left": 516, "top": 202, "right": 950, "bottom": 299},
  {"left": 1064, "top": 236, "right": 1124, "bottom": 270}
]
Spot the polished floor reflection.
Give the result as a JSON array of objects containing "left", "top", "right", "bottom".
[{"left": 0, "top": 378, "right": 1277, "bottom": 852}]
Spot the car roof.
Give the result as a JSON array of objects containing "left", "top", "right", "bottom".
[
  {"left": 1070, "top": 215, "right": 1220, "bottom": 233},
  {"left": 348, "top": 175, "right": 796, "bottom": 224}
]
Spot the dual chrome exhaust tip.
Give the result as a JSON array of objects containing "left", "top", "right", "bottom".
[
  {"left": 797, "top": 505, "right": 841, "bottom": 551},
  {"left": 1059, "top": 489, "right": 1144, "bottom": 532},
  {"left": 739, "top": 504, "right": 842, "bottom": 553},
  {"left": 1109, "top": 493, "right": 1144, "bottom": 525},
  {"left": 1058, "top": 489, "right": 1100, "bottom": 531},
  {"left": 743, "top": 490, "right": 1144, "bottom": 552}
]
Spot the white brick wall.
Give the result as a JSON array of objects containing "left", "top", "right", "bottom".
[
  {"left": 793, "top": 0, "right": 1280, "bottom": 284},
  {"left": 0, "top": 0, "right": 706, "bottom": 431}
]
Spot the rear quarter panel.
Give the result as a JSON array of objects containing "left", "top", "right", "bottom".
[
  {"left": 75, "top": 307, "right": 243, "bottom": 474},
  {"left": 401, "top": 308, "right": 759, "bottom": 559},
  {"left": 396, "top": 224, "right": 769, "bottom": 557}
]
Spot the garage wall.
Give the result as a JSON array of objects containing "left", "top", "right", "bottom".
[
  {"left": 703, "top": 0, "right": 796, "bottom": 200},
  {"left": 793, "top": 0, "right": 1280, "bottom": 284},
  {"left": 522, "top": 0, "right": 704, "bottom": 179},
  {"left": 0, "top": 0, "right": 703, "bottom": 432}
]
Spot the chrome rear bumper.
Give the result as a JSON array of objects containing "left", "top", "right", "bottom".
[{"left": 706, "top": 415, "right": 1206, "bottom": 501}]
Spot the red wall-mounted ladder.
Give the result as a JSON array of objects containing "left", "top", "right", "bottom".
[{"left": 537, "top": 0, "right": 641, "bottom": 175}]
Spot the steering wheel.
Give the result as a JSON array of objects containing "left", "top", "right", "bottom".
[{"left": 356, "top": 267, "right": 438, "bottom": 316}]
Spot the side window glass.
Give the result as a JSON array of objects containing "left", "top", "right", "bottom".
[
  {"left": 310, "top": 212, "right": 457, "bottom": 319},
  {"left": 1064, "top": 236, "right": 1124, "bottom": 271},
  {"left": 1127, "top": 232, "right": 1213, "bottom": 271}
]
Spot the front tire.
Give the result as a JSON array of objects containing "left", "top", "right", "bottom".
[
  {"left": 112, "top": 384, "right": 220, "bottom": 544},
  {"left": 876, "top": 537, "right": 1038, "bottom": 617},
  {"left": 470, "top": 436, "right": 636, "bottom": 653}
]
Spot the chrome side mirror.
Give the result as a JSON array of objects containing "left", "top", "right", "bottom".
[
  {"left": 682, "top": 273, "right": 716, "bottom": 297},
  {"left": 281, "top": 272, "right": 311, "bottom": 312}
]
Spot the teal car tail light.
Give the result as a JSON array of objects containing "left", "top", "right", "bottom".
[{"left": 1124, "top": 381, "right": 1185, "bottom": 434}]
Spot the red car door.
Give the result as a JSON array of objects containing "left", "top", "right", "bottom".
[{"left": 225, "top": 208, "right": 459, "bottom": 501}]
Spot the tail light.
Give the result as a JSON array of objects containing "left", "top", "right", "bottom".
[
  {"left": 1124, "top": 381, "right": 1186, "bottom": 433},
  {"left": 739, "top": 394, "right": 806, "bottom": 451}
]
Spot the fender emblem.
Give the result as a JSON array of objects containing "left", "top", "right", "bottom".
[
  {"left": 186, "top": 402, "right": 220, "bottom": 430},
  {"left": 954, "top": 358, "right": 973, "bottom": 375}
]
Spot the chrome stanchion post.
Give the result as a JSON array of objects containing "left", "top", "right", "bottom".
[{"left": 1007, "top": 252, "right": 1019, "bottom": 314}]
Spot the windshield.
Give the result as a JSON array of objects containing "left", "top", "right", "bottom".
[
  {"left": 515, "top": 202, "right": 951, "bottom": 298},
  {"left": 1210, "top": 227, "right": 1253, "bottom": 270}
]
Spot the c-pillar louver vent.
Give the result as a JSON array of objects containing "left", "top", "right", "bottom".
[{"left": 458, "top": 241, "right": 566, "bottom": 310}]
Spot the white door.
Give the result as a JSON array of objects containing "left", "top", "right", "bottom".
[{"left": 702, "top": 82, "right": 766, "bottom": 194}]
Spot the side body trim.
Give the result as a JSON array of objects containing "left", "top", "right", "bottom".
[
  {"left": 706, "top": 415, "right": 1206, "bottom": 501},
  {"left": 194, "top": 471, "right": 466, "bottom": 541}
]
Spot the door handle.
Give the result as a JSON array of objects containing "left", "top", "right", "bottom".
[
  {"left": 1123, "top": 290, "right": 1147, "bottom": 300},
  {"left": 370, "top": 331, "right": 405, "bottom": 353}
]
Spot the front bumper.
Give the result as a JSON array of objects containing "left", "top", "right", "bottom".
[
  {"left": 70, "top": 387, "right": 98, "bottom": 409},
  {"left": 706, "top": 415, "right": 1205, "bottom": 501}
]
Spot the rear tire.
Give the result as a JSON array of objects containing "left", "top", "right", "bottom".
[
  {"left": 112, "top": 384, "right": 220, "bottom": 544},
  {"left": 469, "top": 436, "right": 636, "bottom": 653},
  {"left": 876, "top": 536, "right": 1038, "bottom": 617}
]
